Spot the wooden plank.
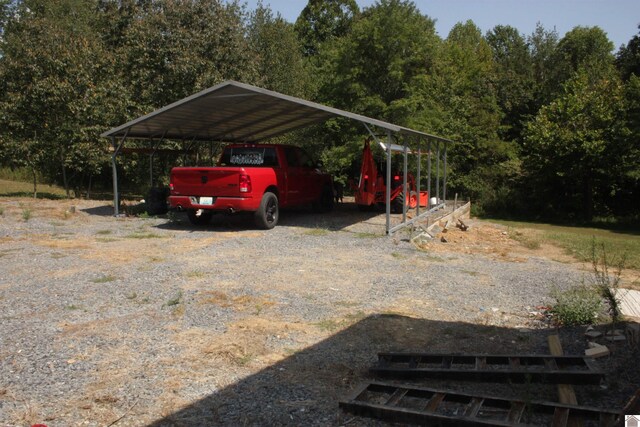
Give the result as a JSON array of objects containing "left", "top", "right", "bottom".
[
  {"left": 463, "top": 398, "right": 484, "bottom": 417},
  {"left": 425, "top": 392, "right": 445, "bottom": 411},
  {"left": 619, "top": 289, "right": 640, "bottom": 318},
  {"left": 385, "top": 388, "right": 407, "bottom": 406},
  {"left": 475, "top": 357, "right": 487, "bottom": 370},
  {"left": 509, "top": 357, "right": 521, "bottom": 368},
  {"left": 507, "top": 402, "right": 525, "bottom": 423},
  {"left": 442, "top": 356, "right": 453, "bottom": 369},
  {"left": 552, "top": 407, "right": 570, "bottom": 427},
  {"left": 340, "top": 382, "right": 621, "bottom": 427},
  {"left": 548, "top": 335, "right": 582, "bottom": 427}
]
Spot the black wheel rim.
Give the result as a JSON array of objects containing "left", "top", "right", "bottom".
[{"left": 266, "top": 198, "right": 277, "bottom": 223}]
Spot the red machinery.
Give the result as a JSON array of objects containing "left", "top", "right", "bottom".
[{"left": 352, "top": 139, "right": 428, "bottom": 213}]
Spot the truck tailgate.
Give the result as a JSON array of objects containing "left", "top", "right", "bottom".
[{"left": 170, "top": 167, "right": 245, "bottom": 197}]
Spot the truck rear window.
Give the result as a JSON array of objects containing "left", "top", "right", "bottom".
[{"left": 219, "top": 147, "right": 278, "bottom": 167}]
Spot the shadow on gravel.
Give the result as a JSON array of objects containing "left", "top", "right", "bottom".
[
  {"left": 145, "top": 315, "right": 635, "bottom": 426},
  {"left": 81, "top": 204, "right": 115, "bottom": 216},
  {"left": 154, "top": 201, "right": 381, "bottom": 233}
]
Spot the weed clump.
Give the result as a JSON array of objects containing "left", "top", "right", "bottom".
[{"left": 550, "top": 285, "right": 602, "bottom": 326}]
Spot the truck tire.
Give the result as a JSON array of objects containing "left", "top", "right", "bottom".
[
  {"left": 254, "top": 192, "right": 279, "bottom": 229},
  {"left": 392, "top": 191, "right": 405, "bottom": 214},
  {"left": 313, "top": 185, "right": 334, "bottom": 213},
  {"left": 187, "top": 209, "right": 212, "bottom": 226}
]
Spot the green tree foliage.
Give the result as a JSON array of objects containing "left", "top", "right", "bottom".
[
  {"left": 0, "top": 0, "right": 120, "bottom": 196},
  {"left": 322, "top": 0, "right": 438, "bottom": 120},
  {"left": 418, "top": 21, "right": 517, "bottom": 212},
  {"left": 248, "top": 4, "right": 310, "bottom": 97},
  {"left": 0, "top": 0, "right": 637, "bottom": 222},
  {"left": 547, "top": 26, "right": 614, "bottom": 99},
  {"left": 108, "top": 0, "right": 255, "bottom": 112},
  {"left": 310, "top": 0, "right": 440, "bottom": 185},
  {"left": 294, "top": 0, "right": 358, "bottom": 57},
  {"left": 616, "top": 25, "right": 640, "bottom": 80},
  {"left": 523, "top": 66, "right": 628, "bottom": 220},
  {"left": 486, "top": 25, "right": 534, "bottom": 142}
]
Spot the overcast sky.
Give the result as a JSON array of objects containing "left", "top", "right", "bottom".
[{"left": 238, "top": 0, "right": 640, "bottom": 51}]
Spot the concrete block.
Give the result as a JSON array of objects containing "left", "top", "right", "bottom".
[
  {"left": 585, "top": 346, "right": 610, "bottom": 358},
  {"left": 585, "top": 330, "right": 602, "bottom": 339}
]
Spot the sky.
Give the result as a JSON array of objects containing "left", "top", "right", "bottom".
[{"left": 239, "top": 0, "right": 640, "bottom": 51}]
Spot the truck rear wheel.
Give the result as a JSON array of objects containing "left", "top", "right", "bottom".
[
  {"left": 313, "top": 185, "right": 334, "bottom": 213},
  {"left": 187, "top": 209, "right": 213, "bottom": 225},
  {"left": 254, "top": 192, "right": 279, "bottom": 229}
]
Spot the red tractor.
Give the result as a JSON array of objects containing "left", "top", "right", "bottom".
[{"left": 351, "top": 139, "right": 428, "bottom": 213}]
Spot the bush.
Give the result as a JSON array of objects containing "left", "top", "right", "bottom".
[{"left": 550, "top": 285, "right": 602, "bottom": 326}]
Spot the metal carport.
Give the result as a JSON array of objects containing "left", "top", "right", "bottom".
[{"left": 101, "top": 80, "right": 452, "bottom": 235}]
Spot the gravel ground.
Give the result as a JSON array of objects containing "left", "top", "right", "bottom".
[{"left": 0, "top": 197, "right": 638, "bottom": 426}]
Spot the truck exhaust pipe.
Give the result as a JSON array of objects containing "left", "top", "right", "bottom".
[
  {"left": 176, "top": 205, "right": 184, "bottom": 212},
  {"left": 226, "top": 207, "right": 235, "bottom": 214}
]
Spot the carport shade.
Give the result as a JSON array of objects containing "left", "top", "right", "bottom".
[{"left": 100, "top": 80, "right": 450, "bottom": 142}]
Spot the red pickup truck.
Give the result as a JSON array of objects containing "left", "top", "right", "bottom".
[{"left": 168, "top": 144, "right": 334, "bottom": 229}]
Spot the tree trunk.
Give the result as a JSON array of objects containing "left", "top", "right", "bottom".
[
  {"left": 87, "top": 174, "right": 92, "bottom": 199},
  {"left": 31, "top": 166, "right": 38, "bottom": 199},
  {"left": 60, "top": 151, "right": 70, "bottom": 199}
]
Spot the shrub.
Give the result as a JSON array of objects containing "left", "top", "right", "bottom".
[{"left": 550, "top": 285, "right": 602, "bottom": 326}]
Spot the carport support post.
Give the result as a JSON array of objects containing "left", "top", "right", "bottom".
[
  {"left": 427, "top": 139, "right": 432, "bottom": 208},
  {"left": 443, "top": 142, "right": 447, "bottom": 204},
  {"left": 402, "top": 136, "right": 408, "bottom": 223},
  {"left": 436, "top": 141, "right": 440, "bottom": 203},
  {"left": 416, "top": 137, "right": 421, "bottom": 217},
  {"left": 385, "top": 130, "right": 392, "bottom": 235},
  {"left": 111, "top": 133, "right": 126, "bottom": 216}
]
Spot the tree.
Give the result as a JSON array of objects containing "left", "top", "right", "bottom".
[
  {"left": 616, "top": 25, "right": 640, "bottom": 80},
  {"left": 522, "top": 66, "right": 628, "bottom": 219},
  {"left": 321, "top": 0, "right": 439, "bottom": 122},
  {"left": 486, "top": 25, "right": 534, "bottom": 142},
  {"left": 527, "top": 23, "right": 559, "bottom": 108},
  {"left": 308, "top": 0, "right": 440, "bottom": 185},
  {"left": 248, "top": 4, "right": 310, "bottom": 97},
  {"left": 0, "top": 0, "right": 112, "bottom": 197},
  {"left": 294, "top": 0, "right": 358, "bottom": 57},
  {"left": 547, "top": 26, "right": 614, "bottom": 99},
  {"left": 416, "top": 20, "right": 516, "bottom": 212}
]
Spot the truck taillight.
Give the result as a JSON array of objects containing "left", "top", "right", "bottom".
[
  {"left": 169, "top": 182, "right": 174, "bottom": 191},
  {"left": 239, "top": 174, "right": 252, "bottom": 193},
  {"left": 394, "top": 175, "right": 400, "bottom": 181}
]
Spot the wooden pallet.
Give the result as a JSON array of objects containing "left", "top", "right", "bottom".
[
  {"left": 372, "top": 352, "right": 604, "bottom": 384},
  {"left": 340, "top": 381, "right": 620, "bottom": 427}
]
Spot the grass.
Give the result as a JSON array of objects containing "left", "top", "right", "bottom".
[
  {"left": 186, "top": 270, "right": 205, "bottom": 278},
  {"left": 165, "top": 291, "right": 183, "bottom": 307},
  {"left": 303, "top": 228, "right": 330, "bottom": 236},
  {"left": 507, "top": 228, "right": 542, "bottom": 249},
  {"left": 21, "top": 208, "right": 32, "bottom": 221},
  {"left": 91, "top": 275, "right": 117, "bottom": 284},
  {"left": 490, "top": 219, "right": 640, "bottom": 270},
  {"left": 0, "top": 178, "right": 67, "bottom": 199},
  {"left": 125, "top": 232, "right": 163, "bottom": 239}
]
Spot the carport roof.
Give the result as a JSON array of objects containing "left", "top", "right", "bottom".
[{"left": 101, "top": 80, "right": 451, "bottom": 143}]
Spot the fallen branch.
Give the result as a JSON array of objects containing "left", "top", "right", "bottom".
[{"left": 106, "top": 396, "right": 140, "bottom": 427}]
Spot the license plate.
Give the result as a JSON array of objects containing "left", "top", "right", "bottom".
[{"left": 199, "top": 197, "right": 213, "bottom": 205}]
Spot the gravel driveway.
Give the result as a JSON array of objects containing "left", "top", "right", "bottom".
[{"left": 0, "top": 197, "right": 637, "bottom": 426}]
